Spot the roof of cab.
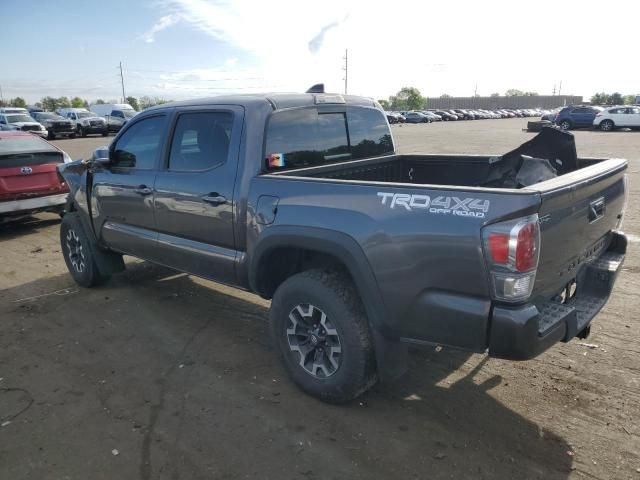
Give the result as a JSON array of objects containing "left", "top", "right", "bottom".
[{"left": 145, "top": 92, "right": 377, "bottom": 112}]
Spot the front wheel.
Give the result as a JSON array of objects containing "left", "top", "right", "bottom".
[
  {"left": 270, "top": 269, "right": 377, "bottom": 403},
  {"left": 60, "top": 212, "right": 109, "bottom": 287},
  {"left": 600, "top": 119, "right": 614, "bottom": 132}
]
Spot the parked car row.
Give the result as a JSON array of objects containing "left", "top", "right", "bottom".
[
  {"left": 386, "top": 108, "right": 554, "bottom": 124},
  {"left": 552, "top": 105, "right": 640, "bottom": 131},
  {"left": 0, "top": 104, "right": 137, "bottom": 139}
]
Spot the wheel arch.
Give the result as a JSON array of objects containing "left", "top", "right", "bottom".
[{"left": 249, "top": 226, "right": 408, "bottom": 381}]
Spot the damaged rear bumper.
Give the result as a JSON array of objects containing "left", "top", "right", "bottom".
[{"left": 488, "top": 231, "right": 626, "bottom": 360}]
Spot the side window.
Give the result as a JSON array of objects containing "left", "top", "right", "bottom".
[
  {"left": 111, "top": 115, "right": 167, "bottom": 169},
  {"left": 168, "top": 112, "right": 233, "bottom": 171},
  {"left": 265, "top": 108, "right": 349, "bottom": 170},
  {"left": 609, "top": 108, "right": 624, "bottom": 114},
  {"left": 630, "top": 108, "right": 640, "bottom": 114},
  {"left": 347, "top": 107, "right": 394, "bottom": 159},
  {"left": 111, "top": 110, "right": 124, "bottom": 118}
]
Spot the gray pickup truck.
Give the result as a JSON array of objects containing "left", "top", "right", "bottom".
[{"left": 58, "top": 90, "right": 627, "bottom": 403}]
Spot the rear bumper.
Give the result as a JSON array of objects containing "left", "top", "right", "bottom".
[
  {"left": 488, "top": 231, "right": 627, "bottom": 360},
  {"left": 0, "top": 193, "right": 68, "bottom": 215}
]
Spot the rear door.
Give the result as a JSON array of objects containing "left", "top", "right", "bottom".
[
  {"left": 91, "top": 113, "right": 168, "bottom": 259},
  {"left": 571, "top": 107, "right": 595, "bottom": 127},
  {"left": 152, "top": 106, "right": 243, "bottom": 285},
  {"left": 532, "top": 158, "right": 627, "bottom": 302},
  {"left": 608, "top": 107, "right": 627, "bottom": 126}
]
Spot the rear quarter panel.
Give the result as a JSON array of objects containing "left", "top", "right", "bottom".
[{"left": 247, "top": 175, "right": 541, "bottom": 339}]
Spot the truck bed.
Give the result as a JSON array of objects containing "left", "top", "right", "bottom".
[{"left": 269, "top": 127, "right": 602, "bottom": 190}]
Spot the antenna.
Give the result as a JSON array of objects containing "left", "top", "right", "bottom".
[
  {"left": 119, "top": 62, "right": 126, "bottom": 103},
  {"left": 342, "top": 49, "right": 348, "bottom": 95}
]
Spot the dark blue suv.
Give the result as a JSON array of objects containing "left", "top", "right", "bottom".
[{"left": 555, "top": 106, "right": 602, "bottom": 130}]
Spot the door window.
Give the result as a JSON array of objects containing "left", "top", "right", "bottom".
[
  {"left": 111, "top": 115, "right": 167, "bottom": 169},
  {"left": 168, "top": 112, "right": 233, "bottom": 171}
]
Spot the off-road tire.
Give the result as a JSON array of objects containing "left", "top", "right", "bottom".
[
  {"left": 60, "top": 212, "right": 109, "bottom": 287},
  {"left": 270, "top": 269, "right": 377, "bottom": 404}
]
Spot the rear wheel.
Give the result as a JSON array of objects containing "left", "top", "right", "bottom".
[
  {"left": 270, "top": 269, "right": 377, "bottom": 403},
  {"left": 48, "top": 132, "right": 56, "bottom": 140},
  {"left": 600, "top": 119, "right": 614, "bottom": 132},
  {"left": 60, "top": 213, "right": 109, "bottom": 287},
  {"left": 559, "top": 120, "right": 572, "bottom": 130}
]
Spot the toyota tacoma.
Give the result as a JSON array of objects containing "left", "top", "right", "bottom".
[{"left": 57, "top": 89, "right": 628, "bottom": 403}]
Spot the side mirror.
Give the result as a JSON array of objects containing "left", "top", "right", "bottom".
[{"left": 91, "top": 146, "right": 111, "bottom": 166}]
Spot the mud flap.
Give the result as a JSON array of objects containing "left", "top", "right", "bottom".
[{"left": 372, "top": 329, "right": 408, "bottom": 383}]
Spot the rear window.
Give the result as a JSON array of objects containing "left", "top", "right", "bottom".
[
  {"left": 0, "top": 135, "right": 56, "bottom": 154},
  {"left": 264, "top": 107, "right": 393, "bottom": 170}
]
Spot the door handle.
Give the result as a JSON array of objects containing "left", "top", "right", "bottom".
[
  {"left": 134, "top": 185, "right": 152, "bottom": 196},
  {"left": 202, "top": 193, "right": 227, "bottom": 206}
]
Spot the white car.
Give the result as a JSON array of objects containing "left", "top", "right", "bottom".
[
  {"left": 593, "top": 106, "right": 640, "bottom": 131},
  {"left": 0, "top": 112, "right": 48, "bottom": 138}
]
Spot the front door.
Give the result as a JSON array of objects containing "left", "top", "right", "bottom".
[
  {"left": 153, "top": 106, "right": 243, "bottom": 285},
  {"left": 91, "top": 113, "right": 168, "bottom": 260}
]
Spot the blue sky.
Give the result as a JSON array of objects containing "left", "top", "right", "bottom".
[{"left": 1, "top": 0, "right": 639, "bottom": 104}]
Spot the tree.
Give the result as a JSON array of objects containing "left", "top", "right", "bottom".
[
  {"left": 610, "top": 92, "right": 623, "bottom": 105},
  {"left": 389, "top": 87, "right": 427, "bottom": 111},
  {"left": 95, "top": 99, "right": 105, "bottom": 105},
  {"left": 440, "top": 93, "right": 452, "bottom": 98},
  {"left": 523, "top": 91, "right": 539, "bottom": 96},
  {"left": 56, "top": 96, "right": 71, "bottom": 108},
  {"left": 71, "top": 96, "right": 86, "bottom": 108},
  {"left": 490, "top": 93, "right": 500, "bottom": 97},
  {"left": 10, "top": 97, "right": 27, "bottom": 108},
  {"left": 138, "top": 96, "right": 172, "bottom": 110},
  {"left": 126, "top": 96, "right": 140, "bottom": 111},
  {"left": 41, "top": 96, "right": 58, "bottom": 111},
  {"left": 590, "top": 92, "right": 609, "bottom": 105},
  {"left": 623, "top": 95, "right": 636, "bottom": 105},
  {"left": 505, "top": 89, "right": 525, "bottom": 97}
]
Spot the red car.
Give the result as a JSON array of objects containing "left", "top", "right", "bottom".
[{"left": 0, "top": 131, "right": 71, "bottom": 220}]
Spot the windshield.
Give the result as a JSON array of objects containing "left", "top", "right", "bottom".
[
  {"left": 123, "top": 110, "right": 136, "bottom": 118},
  {"left": 77, "top": 112, "right": 97, "bottom": 119},
  {"left": 36, "top": 113, "right": 62, "bottom": 120},
  {"left": 6, "top": 114, "right": 35, "bottom": 123}
]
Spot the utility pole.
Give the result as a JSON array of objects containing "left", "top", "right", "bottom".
[
  {"left": 558, "top": 80, "right": 562, "bottom": 97},
  {"left": 342, "top": 49, "right": 348, "bottom": 95},
  {"left": 0, "top": 84, "right": 4, "bottom": 105},
  {"left": 552, "top": 84, "right": 556, "bottom": 96},
  {"left": 474, "top": 83, "right": 478, "bottom": 96},
  {"left": 119, "top": 61, "right": 126, "bottom": 103}
]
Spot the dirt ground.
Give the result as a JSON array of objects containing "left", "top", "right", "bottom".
[{"left": 1, "top": 119, "right": 639, "bottom": 479}]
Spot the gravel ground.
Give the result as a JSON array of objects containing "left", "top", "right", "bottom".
[{"left": 1, "top": 118, "right": 638, "bottom": 479}]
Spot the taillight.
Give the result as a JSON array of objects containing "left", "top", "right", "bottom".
[{"left": 482, "top": 215, "right": 540, "bottom": 302}]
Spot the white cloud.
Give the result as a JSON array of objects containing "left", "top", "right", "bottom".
[
  {"left": 147, "top": 0, "right": 640, "bottom": 100},
  {"left": 140, "top": 13, "right": 180, "bottom": 43}
]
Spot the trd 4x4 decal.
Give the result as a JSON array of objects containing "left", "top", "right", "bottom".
[{"left": 377, "top": 192, "right": 490, "bottom": 218}]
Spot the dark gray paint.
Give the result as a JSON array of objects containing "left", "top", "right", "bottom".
[{"left": 58, "top": 92, "right": 628, "bottom": 369}]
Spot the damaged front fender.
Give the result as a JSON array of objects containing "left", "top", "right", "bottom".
[{"left": 57, "top": 159, "right": 91, "bottom": 216}]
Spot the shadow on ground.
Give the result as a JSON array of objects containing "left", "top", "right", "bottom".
[{"left": 0, "top": 262, "right": 572, "bottom": 480}]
